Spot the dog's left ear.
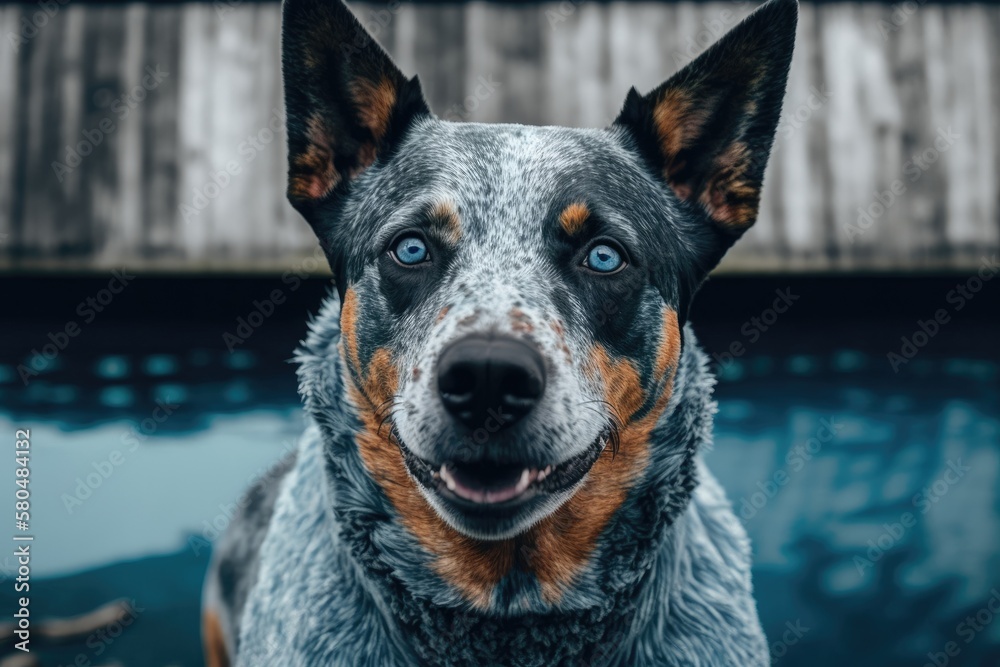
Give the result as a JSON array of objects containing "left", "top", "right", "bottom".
[
  {"left": 281, "top": 0, "right": 431, "bottom": 221},
  {"left": 614, "top": 0, "right": 797, "bottom": 270}
]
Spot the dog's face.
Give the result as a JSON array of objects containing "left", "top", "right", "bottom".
[{"left": 284, "top": 0, "right": 795, "bottom": 604}]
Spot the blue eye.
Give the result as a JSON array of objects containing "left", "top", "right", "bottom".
[
  {"left": 585, "top": 244, "right": 624, "bottom": 273},
  {"left": 393, "top": 236, "right": 428, "bottom": 265}
]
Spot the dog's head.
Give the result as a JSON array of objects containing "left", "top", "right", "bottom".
[{"left": 285, "top": 0, "right": 795, "bottom": 606}]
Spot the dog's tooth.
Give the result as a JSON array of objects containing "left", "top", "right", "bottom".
[
  {"left": 440, "top": 465, "right": 456, "bottom": 491},
  {"left": 515, "top": 468, "right": 531, "bottom": 493}
]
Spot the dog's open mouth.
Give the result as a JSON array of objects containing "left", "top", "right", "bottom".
[{"left": 398, "top": 432, "right": 609, "bottom": 508}]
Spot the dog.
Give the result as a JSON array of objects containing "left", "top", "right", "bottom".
[{"left": 203, "top": 0, "right": 797, "bottom": 664}]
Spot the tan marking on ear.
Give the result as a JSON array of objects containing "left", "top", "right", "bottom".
[
  {"left": 436, "top": 306, "right": 451, "bottom": 323},
  {"left": 559, "top": 203, "right": 590, "bottom": 236},
  {"left": 652, "top": 88, "right": 713, "bottom": 162},
  {"left": 352, "top": 141, "right": 379, "bottom": 176},
  {"left": 350, "top": 75, "right": 397, "bottom": 142},
  {"left": 202, "top": 609, "right": 230, "bottom": 667},
  {"left": 429, "top": 199, "right": 462, "bottom": 245},
  {"left": 699, "top": 141, "right": 759, "bottom": 230},
  {"left": 289, "top": 115, "right": 340, "bottom": 203}
]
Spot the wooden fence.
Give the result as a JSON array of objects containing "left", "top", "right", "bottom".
[{"left": 0, "top": 2, "right": 997, "bottom": 273}]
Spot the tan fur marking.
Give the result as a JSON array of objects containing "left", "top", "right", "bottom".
[
  {"left": 510, "top": 308, "right": 534, "bottom": 334},
  {"left": 698, "top": 142, "right": 759, "bottom": 229},
  {"left": 288, "top": 115, "right": 340, "bottom": 203},
  {"left": 202, "top": 610, "right": 230, "bottom": 667},
  {"left": 352, "top": 141, "right": 379, "bottom": 176},
  {"left": 351, "top": 372, "right": 511, "bottom": 608},
  {"left": 340, "top": 288, "right": 363, "bottom": 377},
  {"left": 528, "top": 342, "right": 681, "bottom": 603},
  {"left": 652, "top": 88, "right": 713, "bottom": 162},
  {"left": 350, "top": 76, "right": 397, "bottom": 142},
  {"left": 559, "top": 203, "right": 590, "bottom": 236},
  {"left": 655, "top": 309, "right": 682, "bottom": 380},
  {"left": 652, "top": 87, "right": 760, "bottom": 228},
  {"left": 342, "top": 288, "right": 507, "bottom": 607},
  {"left": 429, "top": 200, "right": 462, "bottom": 245}
]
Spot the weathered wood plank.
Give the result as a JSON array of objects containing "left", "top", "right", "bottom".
[
  {"left": 0, "top": 6, "right": 20, "bottom": 249},
  {"left": 940, "top": 6, "right": 998, "bottom": 255},
  {"left": 20, "top": 4, "right": 65, "bottom": 257},
  {"left": 103, "top": 2, "right": 148, "bottom": 266},
  {"left": 141, "top": 5, "right": 182, "bottom": 256},
  {"left": 890, "top": 0, "right": 938, "bottom": 264},
  {"left": 176, "top": 3, "right": 215, "bottom": 261}
]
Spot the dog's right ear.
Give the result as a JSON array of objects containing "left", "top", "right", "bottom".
[{"left": 282, "top": 0, "right": 430, "bottom": 222}]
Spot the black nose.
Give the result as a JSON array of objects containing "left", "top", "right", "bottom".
[{"left": 437, "top": 334, "right": 546, "bottom": 431}]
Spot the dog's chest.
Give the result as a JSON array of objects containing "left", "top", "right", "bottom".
[
  {"left": 236, "top": 440, "right": 769, "bottom": 667},
  {"left": 236, "top": 429, "right": 642, "bottom": 667}
]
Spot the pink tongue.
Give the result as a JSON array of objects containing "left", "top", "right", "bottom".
[{"left": 443, "top": 465, "right": 532, "bottom": 504}]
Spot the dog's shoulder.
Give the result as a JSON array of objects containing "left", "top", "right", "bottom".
[
  {"left": 231, "top": 424, "right": 413, "bottom": 666},
  {"left": 202, "top": 448, "right": 297, "bottom": 661},
  {"left": 628, "top": 459, "right": 769, "bottom": 666}
]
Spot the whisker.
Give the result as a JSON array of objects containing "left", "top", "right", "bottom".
[{"left": 577, "top": 400, "right": 624, "bottom": 459}]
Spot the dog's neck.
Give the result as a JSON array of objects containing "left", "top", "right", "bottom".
[{"left": 296, "top": 297, "right": 715, "bottom": 665}]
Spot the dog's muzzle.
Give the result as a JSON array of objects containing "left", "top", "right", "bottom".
[{"left": 392, "top": 333, "right": 608, "bottom": 530}]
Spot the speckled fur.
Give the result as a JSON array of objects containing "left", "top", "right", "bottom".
[
  {"left": 204, "top": 0, "right": 797, "bottom": 664},
  {"left": 209, "top": 310, "right": 767, "bottom": 666}
]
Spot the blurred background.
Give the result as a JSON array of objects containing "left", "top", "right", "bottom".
[{"left": 0, "top": 0, "right": 998, "bottom": 666}]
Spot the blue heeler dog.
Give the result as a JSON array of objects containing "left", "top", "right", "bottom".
[{"left": 203, "top": 0, "right": 797, "bottom": 664}]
